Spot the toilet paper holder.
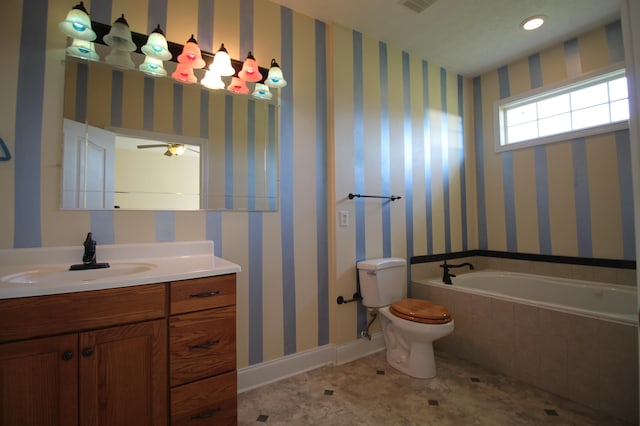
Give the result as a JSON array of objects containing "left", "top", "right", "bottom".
[{"left": 336, "top": 292, "right": 362, "bottom": 305}]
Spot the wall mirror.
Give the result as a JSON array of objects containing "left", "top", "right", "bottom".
[{"left": 62, "top": 52, "right": 279, "bottom": 211}]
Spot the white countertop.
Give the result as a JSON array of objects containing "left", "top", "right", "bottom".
[{"left": 0, "top": 240, "right": 241, "bottom": 299}]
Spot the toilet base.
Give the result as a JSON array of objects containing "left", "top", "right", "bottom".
[{"left": 385, "top": 341, "right": 437, "bottom": 379}]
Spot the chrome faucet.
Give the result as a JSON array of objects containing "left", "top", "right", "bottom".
[{"left": 440, "top": 260, "right": 474, "bottom": 285}]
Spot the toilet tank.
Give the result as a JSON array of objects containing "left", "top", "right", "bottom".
[{"left": 357, "top": 258, "right": 407, "bottom": 307}]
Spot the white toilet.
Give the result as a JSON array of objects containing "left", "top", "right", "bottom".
[{"left": 357, "top": 257, "right": 454, "bottom": 379}]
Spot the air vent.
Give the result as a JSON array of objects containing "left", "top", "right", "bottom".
[{"left": 398, "top": 0, "right": 438, "bottom": 14}]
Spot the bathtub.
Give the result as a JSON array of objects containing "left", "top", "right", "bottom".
[
  {"left": 411, "top": 270, "right": 639, "bottom": 423},
  {"left": 423, "top": 270, "right": 636, "bottom": 325}
]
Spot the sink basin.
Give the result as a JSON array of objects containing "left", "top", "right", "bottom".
[{"left": 1, "top": 262, "right": 156, "bottom": 285}]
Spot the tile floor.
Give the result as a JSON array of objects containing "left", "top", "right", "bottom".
[{"left": 238, "top": 350, "right": 632, "bottom": 425}]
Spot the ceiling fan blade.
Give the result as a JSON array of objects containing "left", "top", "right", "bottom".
[
  {"left": 137, "top": 144, "right": 168, "bottom": 149},
  {"left": 164, "top": 149, "right": 173, "bottom": 157}
]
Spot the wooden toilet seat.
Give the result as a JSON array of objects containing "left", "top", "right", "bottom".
[{"left": 389, "top": 298, "right": 452, "bottom": 324}]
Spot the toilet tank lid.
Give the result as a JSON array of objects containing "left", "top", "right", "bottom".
[{"left": 357, "top": 257, "right": 406, "bottom": 270}]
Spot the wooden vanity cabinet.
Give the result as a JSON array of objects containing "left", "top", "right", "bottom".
[
  {"left": 169, "top": 274, "right": 237, "bottom": 425},
  {"left": 0, "top": 284, "right": 167, "bottom": 426}
]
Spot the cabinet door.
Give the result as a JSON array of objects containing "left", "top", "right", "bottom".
[
  {"left": 79, "top": 319, "right": 167, "bottom": 426},
  {"left": 0, "top": 334, "right": 78, "bottom": 426}
]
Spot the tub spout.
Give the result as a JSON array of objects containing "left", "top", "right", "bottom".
[{"left": 440, "top": 260, "right": 474, "bottom": 284}]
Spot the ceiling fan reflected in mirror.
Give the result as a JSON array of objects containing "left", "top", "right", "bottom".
[{"left": 136, "top": 143, "right": 199, "bottom": 157}]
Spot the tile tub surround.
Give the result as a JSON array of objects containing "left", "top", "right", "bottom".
[
  {"left": 411, "top": 281, "right": 639, "bottom": 424},
  {"left": 237, "top": 351, "right": 630, "bottom": 426}
]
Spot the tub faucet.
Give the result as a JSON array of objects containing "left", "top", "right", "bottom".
[{"left": 440, "top": 260, "right": 474, "bottom": 285}]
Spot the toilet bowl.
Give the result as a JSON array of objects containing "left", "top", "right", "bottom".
[{"left": 357, "top": 258, "right": 454, "bottom": 379}]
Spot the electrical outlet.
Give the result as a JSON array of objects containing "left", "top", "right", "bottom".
[{"left": 339, "top": 210, "right": 349, "bottom": 227}]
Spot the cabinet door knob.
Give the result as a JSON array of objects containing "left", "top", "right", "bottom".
[
  {"left": 82, "top": 347, "right": 94, "bottom": 357},
  {"left": 61, "top": 351, "right": 74, "bottom": 361}
]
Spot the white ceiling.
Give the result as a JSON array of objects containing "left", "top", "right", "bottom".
[{"left": 268, "top": 0, "right": 622, "bottom": 77}]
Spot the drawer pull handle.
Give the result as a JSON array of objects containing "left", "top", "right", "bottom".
[
  {"left": 189, "top": 339, "right": 220, "bottom": 350},
  {"left": 189, "top": 291, "right": 220, "bottom": 298},
  {"left": 191, "top": 407, "right": 221, "bottom": 419}
]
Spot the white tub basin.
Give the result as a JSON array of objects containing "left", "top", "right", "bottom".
[{"left": 0, "top": 262, "right": 156, "bottom": 286}]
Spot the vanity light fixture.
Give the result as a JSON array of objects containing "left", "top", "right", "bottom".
[
  {"left": 227, "top": 76, "right": 250, "bottom": 95},
  {"left": 201, "top": 70, "right": 226, "bottom": 90},
  {"left": 210, "top": 44, "right": 236, "bottom": 77},
  {"left": 103, "top": 14, "right": 136, "bottom": 52},
  {"left": 238, "top": 52, "right": 263, "bottom": 82},
  {"left": 265, "top": 59, "right": 287, "bottom": 88},
  {"left": 521, "top": 15, "right": 545, "bottom": 31},
  {"left": 66, "top": 38, "right": 100, "bottom": 61},
  {"left": 251, "top": 83, "right": 273, "bottom": 100},
  {"left": 141, "top": 25, "right": 172, "bottom": 61},
  {"left": 59, "top": 2, "right": 96, "bottom": 41},
  {"left": 105, "top": 49, "right": 135, "bottom": 69},
  {"left": 177, "top": 35, "right": 206, "bottom": 69}
]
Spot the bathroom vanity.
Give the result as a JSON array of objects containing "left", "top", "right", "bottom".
[{"left": 0, "top": 241, "right": 240, "bottom": 426}]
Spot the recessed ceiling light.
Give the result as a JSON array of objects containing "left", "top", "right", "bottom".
[{"left": 521, "top": 15, "right": 545, "bottom": 31}]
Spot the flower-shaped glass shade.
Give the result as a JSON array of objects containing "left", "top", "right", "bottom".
[
  {"left": 251, "top": 83, "right": 273, "bottom": 100},
  {"left": 139, "top": 56, "right": 167, "bottom": 77},
  {"left": 177, "top": 35, "right": 206, "bottom": 69},
  {"left": 265, "top": 59, "right": 287, "bottom": 88},
  {"left": 103, "top": 14, "right": 136, "bottom": 52},
  {"left": 172, "top": 63, "right": 198, "bottom": 84},
  {"left": 66, "top": 39, "right": 100, "bottom": 61},
  {"left": 106, "top": 49, "right": 134, "bottom": 69},
  {"left": 210, "top": 44, "right": 236, "bottom": 77},
  {"left": 59, "top": 2, "right": 96, "bottom": 41},
  {"left": 201, "top": 70, "right": 226, "bottom": 90},
  {"left": 141, "top": 25, "right": 172, "bottom": 61},
  {"left": 238, "top": 52, "right": 262, "bottom": 83},
  {"left": 227, "top": 76, "right": 249, "bottom": 95}
]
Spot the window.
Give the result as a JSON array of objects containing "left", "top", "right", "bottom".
[{"left": 495, "top": 67, "right": 629, "bottom": 151}]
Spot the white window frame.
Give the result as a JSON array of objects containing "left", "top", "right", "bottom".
[{"left": 494, "top": 63, "right": 629, "bottom": 152}]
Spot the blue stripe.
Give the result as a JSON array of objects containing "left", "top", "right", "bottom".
[
  {"left": 90, "top": 0, "right": 111, "bottom": 25},
  {"left": 534, "top": 146, "right": 552, "bottom": 254},
  {"left": 457, "top": 74, "right": 468, "bottom": 251},
  {"left": 173, "top": 84, "right": 183, "bottom": 134},
  {"left": 440, "top": 68, "right": 451, "bottom": 253},
  {"left": 572, "top": 139, "right": 592, "bottom": 257},
  {"left": 498, "top": 66, "right": 517, "bottom": 252},
  {"left": 147, "top": 0, "right": 168, "bottom": 34},
  {"left": 280, "top": 6, "right": 296, "bottom": 355},
  {"left": 423, "top": 61, "right": 433, "bottom": 254},
  {"left": 224, "top": 95, "right": 234, "bottom": 209},
  {"left": 268, "top": 104, "right": 277, "bottom": 210},
  {"left": 248, "top": 212, "right": 263, "bottom": 365},
  {"left": 248, "top": 101, "right": 256, "bottom": 211},
  {"left": 14, "top": 0, "right": 47, "bottom": 248},
  {"left": 200, "top": 91, "right": 209, "bottom": 138},
  {"left": 529, "top": 54, "right": 552, "bottom": 254},
  {"left": 197, "top": 0, "right": 214, "bottom": 52},
  {"left": 315, "top": 20, "right": 329, "bottom": 346},
  {"left": 75, "top": 63, "right": 88, "bottom": 123},
  {"left": 473, "top": 77, "right": 487, "bottom": 249},
  {"left": 155, "top": 211, "right": 175, "bottom": 242},
  {"left": 353, "top": 31, "right": 367, "bottom": 335},
  {"left": 90, "top": 211, "right": 115, "bottom": 244},
  {"left": 564, "top": 38, "right": 581, "bottom": 77},
  {"left": 143, "top": 77, "right": 154, "bottom": 130},
  {"left": 240, "top": 0, "right": 254, "bottom": 55},
  {"left": 402, "top": 51, "right": 413, "bottom": 295},
  {"left": 615, "top": 130, "right": 635, "bottom": 260},
  {"left": 110, "top": 70, "right": 123, "bottom": 127},
  {"left": 380, "top": 42, "right": 391, "bottom": 258},
  {"left": 606, "top": 20, "right": 624, "bottom": 63},
  {"left": 206, "top": 211, "right": 223, "bottom": 256}
]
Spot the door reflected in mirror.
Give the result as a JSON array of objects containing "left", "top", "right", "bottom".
[{"left": 62, "top": 55, "right": 279, "bottom": 211}]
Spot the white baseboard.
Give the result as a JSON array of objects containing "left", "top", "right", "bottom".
[{"left": 237, "top": 333, "right": 385, "bottom": 393}]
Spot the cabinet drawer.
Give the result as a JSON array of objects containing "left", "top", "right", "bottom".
[
  {"left": 170, "top": 275, "right": 236, "bottom": 315},
  {"left": 171, "top": 370, "right": 237, "bottom": 426},
  {"left": 170, "top": 306, "right": 236, "bottom": 386}
]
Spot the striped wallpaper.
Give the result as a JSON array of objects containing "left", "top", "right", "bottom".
[{"left": 1, "top": 0, "right": 632, "bottom": 369}]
